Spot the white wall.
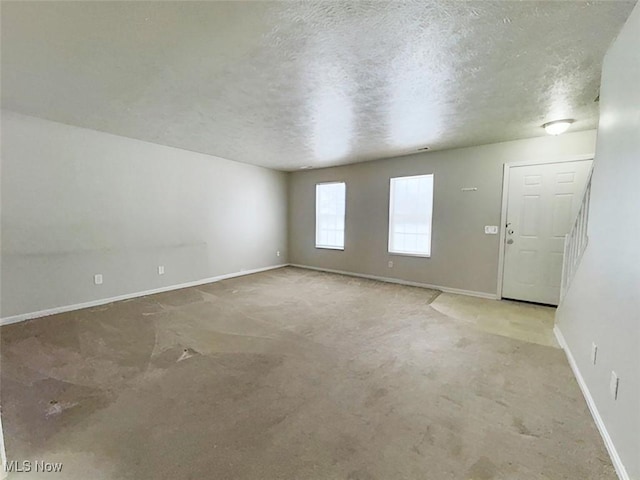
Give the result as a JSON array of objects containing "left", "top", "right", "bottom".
[
  {"left": 289, "top": 130, "right": 596, "bottom": 296},
  {"left": 0, "top": 111, "right": 288, "bottom": 319},
  {"left": 556, "top": 4, "right": 640, "bottom": 479}
]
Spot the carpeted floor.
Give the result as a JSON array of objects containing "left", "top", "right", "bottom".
[{"left": 0, "top": 267, "right": 614, "bottom": 479}]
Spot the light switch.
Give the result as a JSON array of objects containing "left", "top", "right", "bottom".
[
  {"left": 484, "top": 225, "right": 499, "bottom": 235},
  {"left": 94, "top": 274, "right": 103, "bottom": 285},
  {"left": 158, "top": 265, "right": 165, "bottom": 275}
]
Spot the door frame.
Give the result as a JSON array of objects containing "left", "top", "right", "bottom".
[{"left": 496, "top": 154, "right": 594, "bottom": 300}]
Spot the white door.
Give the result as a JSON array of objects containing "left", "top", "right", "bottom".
[{"left": 502, "top": 160, "right": 592, "bottom": 305}]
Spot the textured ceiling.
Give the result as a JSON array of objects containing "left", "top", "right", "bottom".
[{"left": 1, "top": 1, "right": 635, "bottom": 171}]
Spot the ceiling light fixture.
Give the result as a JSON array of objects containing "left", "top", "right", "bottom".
[{"left": 543, "top": 119, "right": 574, "bottom": 136}]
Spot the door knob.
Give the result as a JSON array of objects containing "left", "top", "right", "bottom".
[
  {"left": 508, "top": 229, "right": 514, "bottom": 235},
  {"left": 507, "top": 239, "right": 514, "bottom": 244}
]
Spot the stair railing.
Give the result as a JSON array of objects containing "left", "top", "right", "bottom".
[{"left": 560, "top": 167, "right": 594, "bottom": 302}]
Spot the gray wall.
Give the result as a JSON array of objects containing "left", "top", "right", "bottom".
[
  {"left": 1, "top": 111, "right": 288, "bottom": 318},
  {"left": 556, "top": 4, "right": 640, "bottom": 478},
  {"left": 289, "top": 131, "right": 596, "bottom": 296}
]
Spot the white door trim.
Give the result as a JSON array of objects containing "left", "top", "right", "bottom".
[{"left": 496, "top": 153, "right": 594, "bottom": 299}]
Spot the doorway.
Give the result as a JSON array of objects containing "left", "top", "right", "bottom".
[{"left": 500, "top": 158, "right": 593, "bottom": 305}]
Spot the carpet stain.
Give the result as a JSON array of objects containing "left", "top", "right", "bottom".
[
  {"left": 467, "top": 456, "right": 498, "bottom": 479},
  {"left": 512, "top": 416, "right": 541, "bottom": 438}
]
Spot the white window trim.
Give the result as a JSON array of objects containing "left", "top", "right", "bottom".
[
  {"left": 388, "top": 174, "right": 434, "bottom": 258},
  {"left": 315, "top": 181, "right": 346, "bottom": 251}
]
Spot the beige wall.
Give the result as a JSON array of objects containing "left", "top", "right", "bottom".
[
  {"left": 556, "top": 4, "right": 640, "bottom": 479},
  {"left": 289, "top": 131, "right": 596, "bottom": 296},
  {"left": 1, "top": 111, "right": 288, "bottom": 319}
]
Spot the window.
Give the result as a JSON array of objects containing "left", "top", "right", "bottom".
[
  {"left": 388, "top": 174, "right": 434, "bottom": 256},
  {"left": 316, "top": 182, "right": 346, "bottom": 250}
]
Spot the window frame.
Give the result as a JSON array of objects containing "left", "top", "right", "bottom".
[
  {"left": 388, "top": 174, "right": 434, "bottom": 258},
  {"left": 315, "top": 181, "right": 346, "bottom": 251}
]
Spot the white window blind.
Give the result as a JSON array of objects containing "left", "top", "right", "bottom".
[
  {"left": 388, "top": 174, "right": 434, "bottom": 256},
  {"left": 316, "top": 182, "right": 346, "bottom": 250}
]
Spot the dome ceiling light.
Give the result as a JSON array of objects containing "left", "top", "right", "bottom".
[{"left": 543, "top": 119, "right": 574, "bottom": 135}]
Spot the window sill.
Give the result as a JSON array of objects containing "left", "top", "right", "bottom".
[
  {"left": 315, "top": 245, "right": 345, "bottom": 251},
  {"left": 388, "top": 251, "right": 431, "bottom": 258}
]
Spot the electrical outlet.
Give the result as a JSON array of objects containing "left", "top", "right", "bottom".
[
  {"left": 388, "top": 261, "right": 393, "bottom": 268},
  {"left": 484, "top": 225, "right": 499, "bottom": 235},
  {"left": 158, "top": 265, "right": 165, "bottom": 275},
  {"left": 276, "top": 251, "right": 280, "bottom": 257},
  {"left": 591, "top": 342, "right": 598, "bottom": 365},
  {"left": 94, "top": 274, "right": 103, "bottom": 285},
  {"left": 610, "top": 371, "right": 619, "bottom": 400}
]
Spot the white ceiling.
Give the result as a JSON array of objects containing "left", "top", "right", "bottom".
[{"left": 1, "top": 1, "right": 635, "bottom": 171}]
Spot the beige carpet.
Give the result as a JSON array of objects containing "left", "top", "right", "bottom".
[{"left": 0, "top": 267, "right": 614, "bottom": 479}]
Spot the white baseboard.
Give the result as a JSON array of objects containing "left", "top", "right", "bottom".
[
  {"left": 289, "top": 264, "right": 498, "bottom": 300},
  {"left": 2, "top": 263, "right": 497, "bottom": 325},
  {"left": 0, "top": 264, "right": 288, "bottom": 326},
  {"left": 554, "top": 325, "right": 629, "bottom": 480},
  {"left": 0, "top": 415, "right": 6, "bottom": 480}
]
